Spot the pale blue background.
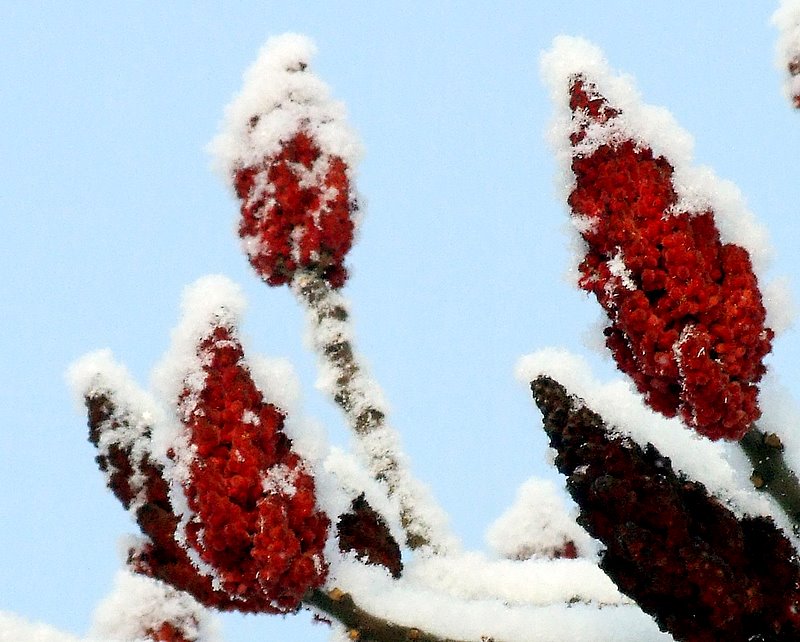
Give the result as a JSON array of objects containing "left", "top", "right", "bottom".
[{"left": 2, "top": 3, "right": 800, "bottom": 641}]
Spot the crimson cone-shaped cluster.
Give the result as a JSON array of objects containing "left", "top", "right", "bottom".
[
  {"left": 234, "top": 128, "right": 356, "bottom": 289},
  {"left": 178, "top": 323, "right": 329, "bottom": 612},
  {"left": 532, "top": 375, "right": 800, "bottom": 642},
  {"left": 83, "top": 312, "right": 329, "bottom": 614},
  {"left": 566, "top": 77, "right": 772, "bottom": 440}
]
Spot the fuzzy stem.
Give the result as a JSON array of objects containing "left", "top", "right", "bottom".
[
  {"left": 293, "top": 270, "right": 455, "bottom": 554},
  {"left": 740, "top": 424, "right": 800, "bottom": 533},
  {"left": 304, "top": 588, "right": 476, "bottom": 642}
]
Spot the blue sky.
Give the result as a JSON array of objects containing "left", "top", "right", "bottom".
[{"left": 2, "top": 3, "right": 800, "bottom": 641}]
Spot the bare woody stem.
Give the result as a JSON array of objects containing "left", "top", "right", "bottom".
[
  {"left": 304, "top": 588, "right": 476, "bottom": 642},
  {"left": 740, "top": 425, "right": 800, "bottom": 533},
  {"left": 293, "top": 270, "right": 453, "bottom": 553}
]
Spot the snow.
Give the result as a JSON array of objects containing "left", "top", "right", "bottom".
[
  {"left": 605, "top": 250, "right": 636, "bottom": 292},
  {"left": 0, "top": 571, "right": 221, "bottom": 642},
  {"left": 90, "top": 570, "right": 221, "bottom": 642},
  {"left": 757, "top": 370, "right": 800, "bottom": 489},
  {"left": 540, "top": 36, "right": 789, "bottom": 335},
  {"left": 773, "top": 0, "right": 800, "bottom": 100},
  {"left": 67, "top": 349, "right": 155, "bottom": 421},
  {"left": 209, "top": 33, "right": 362, "bottom": 201},
  {"left": 516, "top": 348, "right": 795, "bottom": 538},
  {"left": 763, "top": 276, "right": 795, "bottom": 335},
  {"left": 0, "top": 612, "right": 83, "bottom": 642},
  {"left": 294, "top": 275, "right": 390, "bottom": 421},
  {"left": 293, "top": 270, "right": 461, "bottom": 555},
  {"left": 261, "top": 462, "right": 304, "bottom": 497},
  {"left": 486, "top": 477, "right": 596, "bottom": 561},
  {"left": 347, "top": 410, "right": 462, "bottom": 555},
  {"left": 152, "top": 274, "right": 247, "bottom": 423},
  {"left": 323, "top": 446, "right": 406, "bottom": 551},
  {"left": 323, "top": 557, "right": 671, "bottom": 641},
  {"left": 66, "top": 350, "right": 164, "bottom": 514},
  {"left": 248, "top": 353, "right": 334, "bottom": 469},
  {"left": 405, "top": 553, "right": 625, "bottom": 607},
  {"left": 346, "top": 412, "right": 461, "bottom": 555}
]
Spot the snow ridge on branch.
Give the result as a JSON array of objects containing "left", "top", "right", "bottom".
[
  {"left": 532, "top": 374, "right": 800, "bottom": 641},
  {"left": 56, "top": 20, "right": 800, "bottom": 642}
]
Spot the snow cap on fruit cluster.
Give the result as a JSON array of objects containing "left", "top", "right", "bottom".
[
  {"left": 210, "top": 33, "right": 362, "bottom": 182},
  {"left": 211, "top": 34, "right": 363, "bottom": 289}
]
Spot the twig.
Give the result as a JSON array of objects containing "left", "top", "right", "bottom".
[
  {"left": 304, "top": 588, "right": 475, "bottom": 642},
  {"left": 740, "top": 424, "right": 800, "bottom": 533},
  {"left": 293, "top": 270, "right": 455, "bottom": 553}
]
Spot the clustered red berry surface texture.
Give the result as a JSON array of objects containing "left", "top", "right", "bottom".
[
  {"left": 85, "top": 323, "right": 331, "bottom": 614},
  {"left": 532, "top": 375, "right": 800, "bottom": 642},
  {"left": 179, "top": 325, "right": 330, "bottom": 613},
  {"left": 86, "top": 393, "right": 240, "bottom": 611},
  {"left": 337, "top": 494, "right": 403, "bottom": 578},
  {"left": 234, "top": 129, "right": 356, "bottom": 289},
  {"left": 566, "top": 77, "right": 773, "bottom": 440}
]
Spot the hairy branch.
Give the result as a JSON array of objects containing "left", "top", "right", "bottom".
[{"left": 294, "top": 270, "right": 455, "bottom": 553}]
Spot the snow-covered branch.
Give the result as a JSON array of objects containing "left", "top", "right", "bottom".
[
  {"left": 293, "top": 269, "right": 458, "bottom": 553},
  {"left": 209, "top": 34, "right": 457, "bottom": 554},
  {"left": 26, "top": 10, "right": 800, "bottom": 642}
]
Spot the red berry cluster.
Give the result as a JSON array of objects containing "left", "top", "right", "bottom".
[
  {"left": 566, "top": 77, "right": 773, "bottom": 440},
  {"left": 86, "top": 392, "right": 251, "bottom": 610},
  {"left": 234, "top": 129, "right": 356, "bottom": 289},
  {"left": 179, "top": 324, "right": 330, "bottom": 612},
  {"left": 146, "top": 622, "right": 194, "bottom": 642},
  {"left": 533, "top": 375, "right": 800, "bottom": 642},
  {"left": 85, "top": 320, "right": 330, "bottom": 613}
]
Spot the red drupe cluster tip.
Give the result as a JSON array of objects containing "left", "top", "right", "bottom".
[
  {"left": 179, "top": 324, "right": 330, "bottom": 612},
  {"left": 566, "top": 77, "right": 773, "bottom": 440},
  {"left": 234, "top": 130, "right": 356, "bottom": 289}
]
